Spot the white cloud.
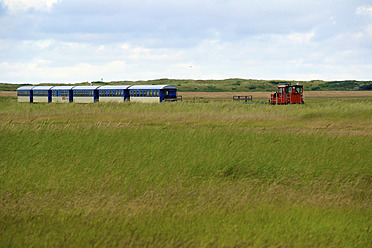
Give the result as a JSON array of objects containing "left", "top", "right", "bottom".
[
  {"left": 1, "top": 0, "right": 60, "bottom": 13},
  {"left": 356, "top": 6, "right": 372, "bottom": 16}
]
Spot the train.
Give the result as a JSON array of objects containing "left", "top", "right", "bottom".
[
  {"left": 269, "top": 84, "right": 304, "bottom": 104},
  {"left": 17, "top": 85, "right": 181, "bottom": 103}
]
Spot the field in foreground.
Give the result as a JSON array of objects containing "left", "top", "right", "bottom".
[{"left": 0, "top": 96, "right": 371, "bottom": 247}]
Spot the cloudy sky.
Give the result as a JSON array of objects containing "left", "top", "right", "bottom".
[{"left": 0, "top": 0, "right": 371, "bottom": 83}]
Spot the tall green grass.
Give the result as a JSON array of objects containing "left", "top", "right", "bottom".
[{"left": 0, "top": 97, "right": 371, "bottom": 247}]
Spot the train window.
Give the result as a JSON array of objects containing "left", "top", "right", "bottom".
[{"left": 18, "top": 91, "right": 29, "bottom": 96}]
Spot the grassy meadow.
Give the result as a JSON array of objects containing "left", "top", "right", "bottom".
[{"left": 0, "top": 95, "right": 371, "bottom": 247}]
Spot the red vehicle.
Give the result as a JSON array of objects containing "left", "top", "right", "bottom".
[{"left": 270, "top": 84, "right": 304, "bottom": 104}]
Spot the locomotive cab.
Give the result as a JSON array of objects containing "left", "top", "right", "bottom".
[{"left": 270, "top": 84, "right": 304, "bottom": 104}]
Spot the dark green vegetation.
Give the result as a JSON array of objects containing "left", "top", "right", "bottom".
[
  {"left": 1, "top": 79, "right": 372, "bottom": 92},
  {"left": 1, "top": 96, "right": 371, "bottom": 247}
]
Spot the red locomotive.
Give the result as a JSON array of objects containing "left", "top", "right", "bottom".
[{"left": 270, "top": 84, "right": 304, "bottom": 104}]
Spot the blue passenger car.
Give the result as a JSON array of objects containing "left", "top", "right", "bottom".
[
  {"left": 17, "top": 86, "right": 34, "bottom": 102},
  {"left": 129, "top": 85, "right": 179, "bottom": 103},
  {"left": 97, "top": 85, "right": 130, "bottom": 103},
  {"left": 72, "top": 86, "right": 99, "bottom": 103},
  {"left": 32, "top": 86, "right": 53, "bottom": 103},
  {"left": 52, "top": 86, "right": 75, "bottom": 103}
]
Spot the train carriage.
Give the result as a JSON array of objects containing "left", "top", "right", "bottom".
[
  {"left": 52, "top": 86, "right": 75, "bottom": 103},
  {"left": 72, "top": 86, "right": 99, "bottom": 103},
  {"left": 97, "top": 85, "right": 130, "bottom": 103},
  {"left": 32, "top": 86, "right": 53, "bottom": 103},
  {"left": 129, "top": 85, "right": 179, "bottom": 103},
  {"left": 17, "top": 86, "right": 34, "bottom": 102}
]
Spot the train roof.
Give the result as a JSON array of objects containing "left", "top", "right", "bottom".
[
  {"left": 129, "top": 85, "right": 178, "bottom": 90},
  {"left": 51, "top": 86, "right": 75, "bottom": 90},
  {"left": 32, "top": 86, "right": 54, "bottom": 90},
  {"left": 98, "top": 85, "right": 131, "bottom": 90},
  {"left": 73, "top": 86, "right": 100, "bottom": 90},
  {"left": 278, "top": 84, "right": 303, "bottom": 88},
  {"left": 17, "top": 86, "right": 34, "bottom": 91}
]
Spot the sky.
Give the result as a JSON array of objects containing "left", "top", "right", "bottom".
[{"left": 0, "top": 0, "right": 371, "bottom": 83}]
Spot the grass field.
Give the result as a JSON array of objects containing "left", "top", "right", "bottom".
[{"left": 0, "top": 95, "right": 371, "bottom": 247}]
